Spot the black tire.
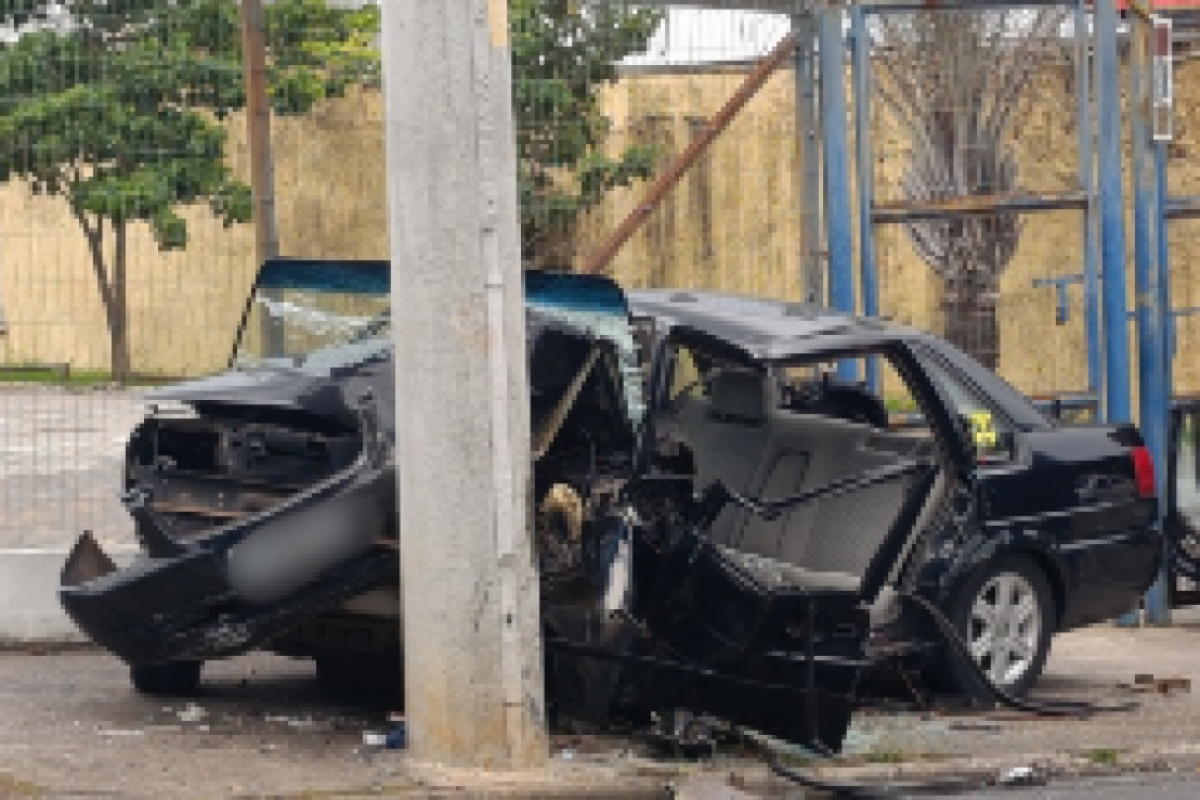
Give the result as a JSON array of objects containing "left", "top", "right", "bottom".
[
  {"left": 939, "top": 555, "right": 1056, "bottom": 701},
  {"left": 130, "top": 661, "right": 203, "bottom": 696}
]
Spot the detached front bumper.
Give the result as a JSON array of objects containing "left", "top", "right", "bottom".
[
  {"left": 60, "top": 531, "right": 396, "bottom": 666},
  {"left": 59, "top": 416, "right": 397, "bottom": 667},
  {"left": 60, "top": 535, "right": 233, "bottom": 665}
]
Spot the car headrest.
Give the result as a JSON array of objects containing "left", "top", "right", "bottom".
[{"left": 708, "top": 370, "right": 767, "bottom": 424}]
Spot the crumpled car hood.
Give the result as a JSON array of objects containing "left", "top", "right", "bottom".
[
  {"left": 147, "top": 359, "right": 393, "bottom": 432},
  {"left": 149, "top": 368, "right": 333, "bottom": 409}
]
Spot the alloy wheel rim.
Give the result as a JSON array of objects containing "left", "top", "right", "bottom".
[{"left": 968, "top": 572, "right": 1041, "bottom": 687}]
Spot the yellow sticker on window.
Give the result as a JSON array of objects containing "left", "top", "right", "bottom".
[{"left": 968, "top": 410, "right": 997, "bottom": 449}]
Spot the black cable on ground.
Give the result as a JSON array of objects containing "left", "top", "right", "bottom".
[
  {"left": 899, "top": 591, "right": 1138, "bottom": 717},
  {"left": 736, "top": 727, "right": 985, "bottom": 798}
]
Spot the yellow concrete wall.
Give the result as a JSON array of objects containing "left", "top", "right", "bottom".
[
  {"left": 573, "top": 61, "right": 1200, "bottom": 398},
  {"left": 1, "top": 62, "right": 1198, "bottom": 399},
  {"left": 0, "top": 87, "right": 388, "bottom": 378}
]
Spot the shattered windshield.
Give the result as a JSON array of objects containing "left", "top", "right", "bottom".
[
  {"left": 232, "top": 261, "right": 392, "bottom": 372},
  {"left": 232, "top": 261, "right": 644, "bottom": 421},
  {"left": 524, "top": 271, "right": 646, "bottom": 424}
]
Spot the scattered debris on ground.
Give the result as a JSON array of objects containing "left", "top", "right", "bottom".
[
  {"left": 1123, "top": 674, "right": 1192, "bottom": 695},
  {"left": 997, "top": 764, "right": 1041, "bottom": 786},
  {"left": 176, "top": 703, "right": 206, "bottom": 723}
]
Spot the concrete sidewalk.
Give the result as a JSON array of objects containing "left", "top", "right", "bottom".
[{"left": 4, "top": 621, "right": 1200, "bottom": 796}]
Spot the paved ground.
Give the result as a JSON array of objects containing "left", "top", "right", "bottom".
[
  {"left": 0, "top": 652, "right": 410, "bottom": 797},
  {"left": 930, "top": 774, "right": 1200, "bottom": 800},
  {"left": 3, "top": 621, "right": 1200, "bottom": 796},
  {"left": 851, "top": 617, "right": 1200, "bottom": 760},
  {"left": 0, "top": 650, "right": 673, "bottom": 798},
  {"left": 0, "top": 386, "right": 144, "bottom": 550}
]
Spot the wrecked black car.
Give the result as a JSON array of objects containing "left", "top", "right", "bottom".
[
  {"left": 625, "top": 291, "right": 1159, "bottom": 699},
  {"left": 61, "top": 260, "right": 1160, "bottom": 753}
]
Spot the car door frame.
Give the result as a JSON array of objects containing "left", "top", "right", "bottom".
[
  {"left": 637, "top": 328, "right": 976, "bottom": 597},
  {"left": 895, "top": 340, "right": 1060, "bottom": 609}
]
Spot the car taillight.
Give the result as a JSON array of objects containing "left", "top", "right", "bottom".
[{"left": 1132, "top": 446, "right": 1156, "bottom": 499}]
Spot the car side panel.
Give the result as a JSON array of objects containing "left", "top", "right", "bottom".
[{"left": 977, "top": 426, "right": 1159, "bottom": 629}]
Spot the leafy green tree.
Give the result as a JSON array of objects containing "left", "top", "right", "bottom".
[
  {"left": 511, "top": 0, "right": 661, "bottom": 266},
  {"left": 0, "top": 0, "right": 379, "bottom": 381}
]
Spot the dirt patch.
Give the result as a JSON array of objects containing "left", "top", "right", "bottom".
[{"left": 0, "top": 772, "right": 45, "bottom": 796}]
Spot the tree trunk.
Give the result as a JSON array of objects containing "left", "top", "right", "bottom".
[
  {"left": 942, "top": 289, "right": 1000, "bottom": 371},
  {"left": 77, "top": 212, "right": 131, "bottom": 384},
  {"left": 108, "top": 222, "right": 130, "bottom": 383}
]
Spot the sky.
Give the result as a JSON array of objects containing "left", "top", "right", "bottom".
[
  {"left": 622, "top": 7, "right": 790, "bottom": 66},
  {"left": 0, "top": 3, "right": 791, "bottom": 63}
]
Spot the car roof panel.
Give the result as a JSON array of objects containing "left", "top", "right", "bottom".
[{"left": 627, "top": 289, "right": 915, "bottom": 361}]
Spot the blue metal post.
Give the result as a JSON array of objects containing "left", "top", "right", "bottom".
[
  {"left": 1130, "top": 13, "right": 1168, "bottom": 625},
  {"left": 1096, "top": 0, "right": 1132, "bottom": 426},
  {"left": 1097, "top": 0, "right": 1137, "bottom": 627},
  {"left": 852, "top": 6, "right": 879, "bottom": 394},
  {"left": 1157, "top": 145, "right": 1172, "bottom": 385},
  {"left": 820, "top": 8, "right": 857, "bottom": 382},
  {"left": 1147, "top": 139, "right": 1174, "bottom": 622},
  {"left": 1076, "top": 0, "right": 1103, "bottom": 397}
]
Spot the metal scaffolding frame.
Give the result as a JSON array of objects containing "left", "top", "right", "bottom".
[
  {"left": 829, "top": 0, "right": 1176, "bottom": 623},
  {"left": 542, "top": 0, "right": 1189, "bottom": 622},
  {"left": 591, "top": 0, "right": 1189, "bottom": 622}
]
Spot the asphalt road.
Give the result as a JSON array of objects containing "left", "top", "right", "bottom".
[{"left": 928, "top": 774, "right": 1200, "bottom": 799}]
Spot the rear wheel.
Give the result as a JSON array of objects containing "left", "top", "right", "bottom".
[
  {"left": 941, "top": 556, "right": 1055, "bottom": 700},
  {"left": 131, "top": 660, "right": 203, "bottom": 696}
]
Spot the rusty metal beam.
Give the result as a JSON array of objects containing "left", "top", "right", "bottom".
[
  {"left": 240, "top": 0, "right": 279, "bottom": 265},
  {"left": 240, "top": 0, "right": 284, "bottom": 359},
  {"left": 871, "top": 191, "right": 1088, "bottom": 224},
  {"left": 580, "top": 31, "right": 797, "bottom": 275}
]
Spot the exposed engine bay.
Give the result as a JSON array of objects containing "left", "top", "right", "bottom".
[{"left": 125, "top": 410, "right": 364, "bottom": 551}]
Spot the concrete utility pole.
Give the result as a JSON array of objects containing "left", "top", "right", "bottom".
[{"left": 381, "top": 0, "right": 548, "bottom": 770}]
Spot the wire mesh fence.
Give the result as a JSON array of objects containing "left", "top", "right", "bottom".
[
  {"left": 871, "top": 5, "right": 1084, "bottom": 392},
  {"left": 0, "top": 1, "right": 1194, "bottom": 550},
  {"left": 515, "top": 0, "right": 803, "bottom": 303},
  {"left": 1165, "top": 32, "right": 1200, "bottom": 402},
  {"left": 0, "top": 1, "right": 386, "bottom": 549}
]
